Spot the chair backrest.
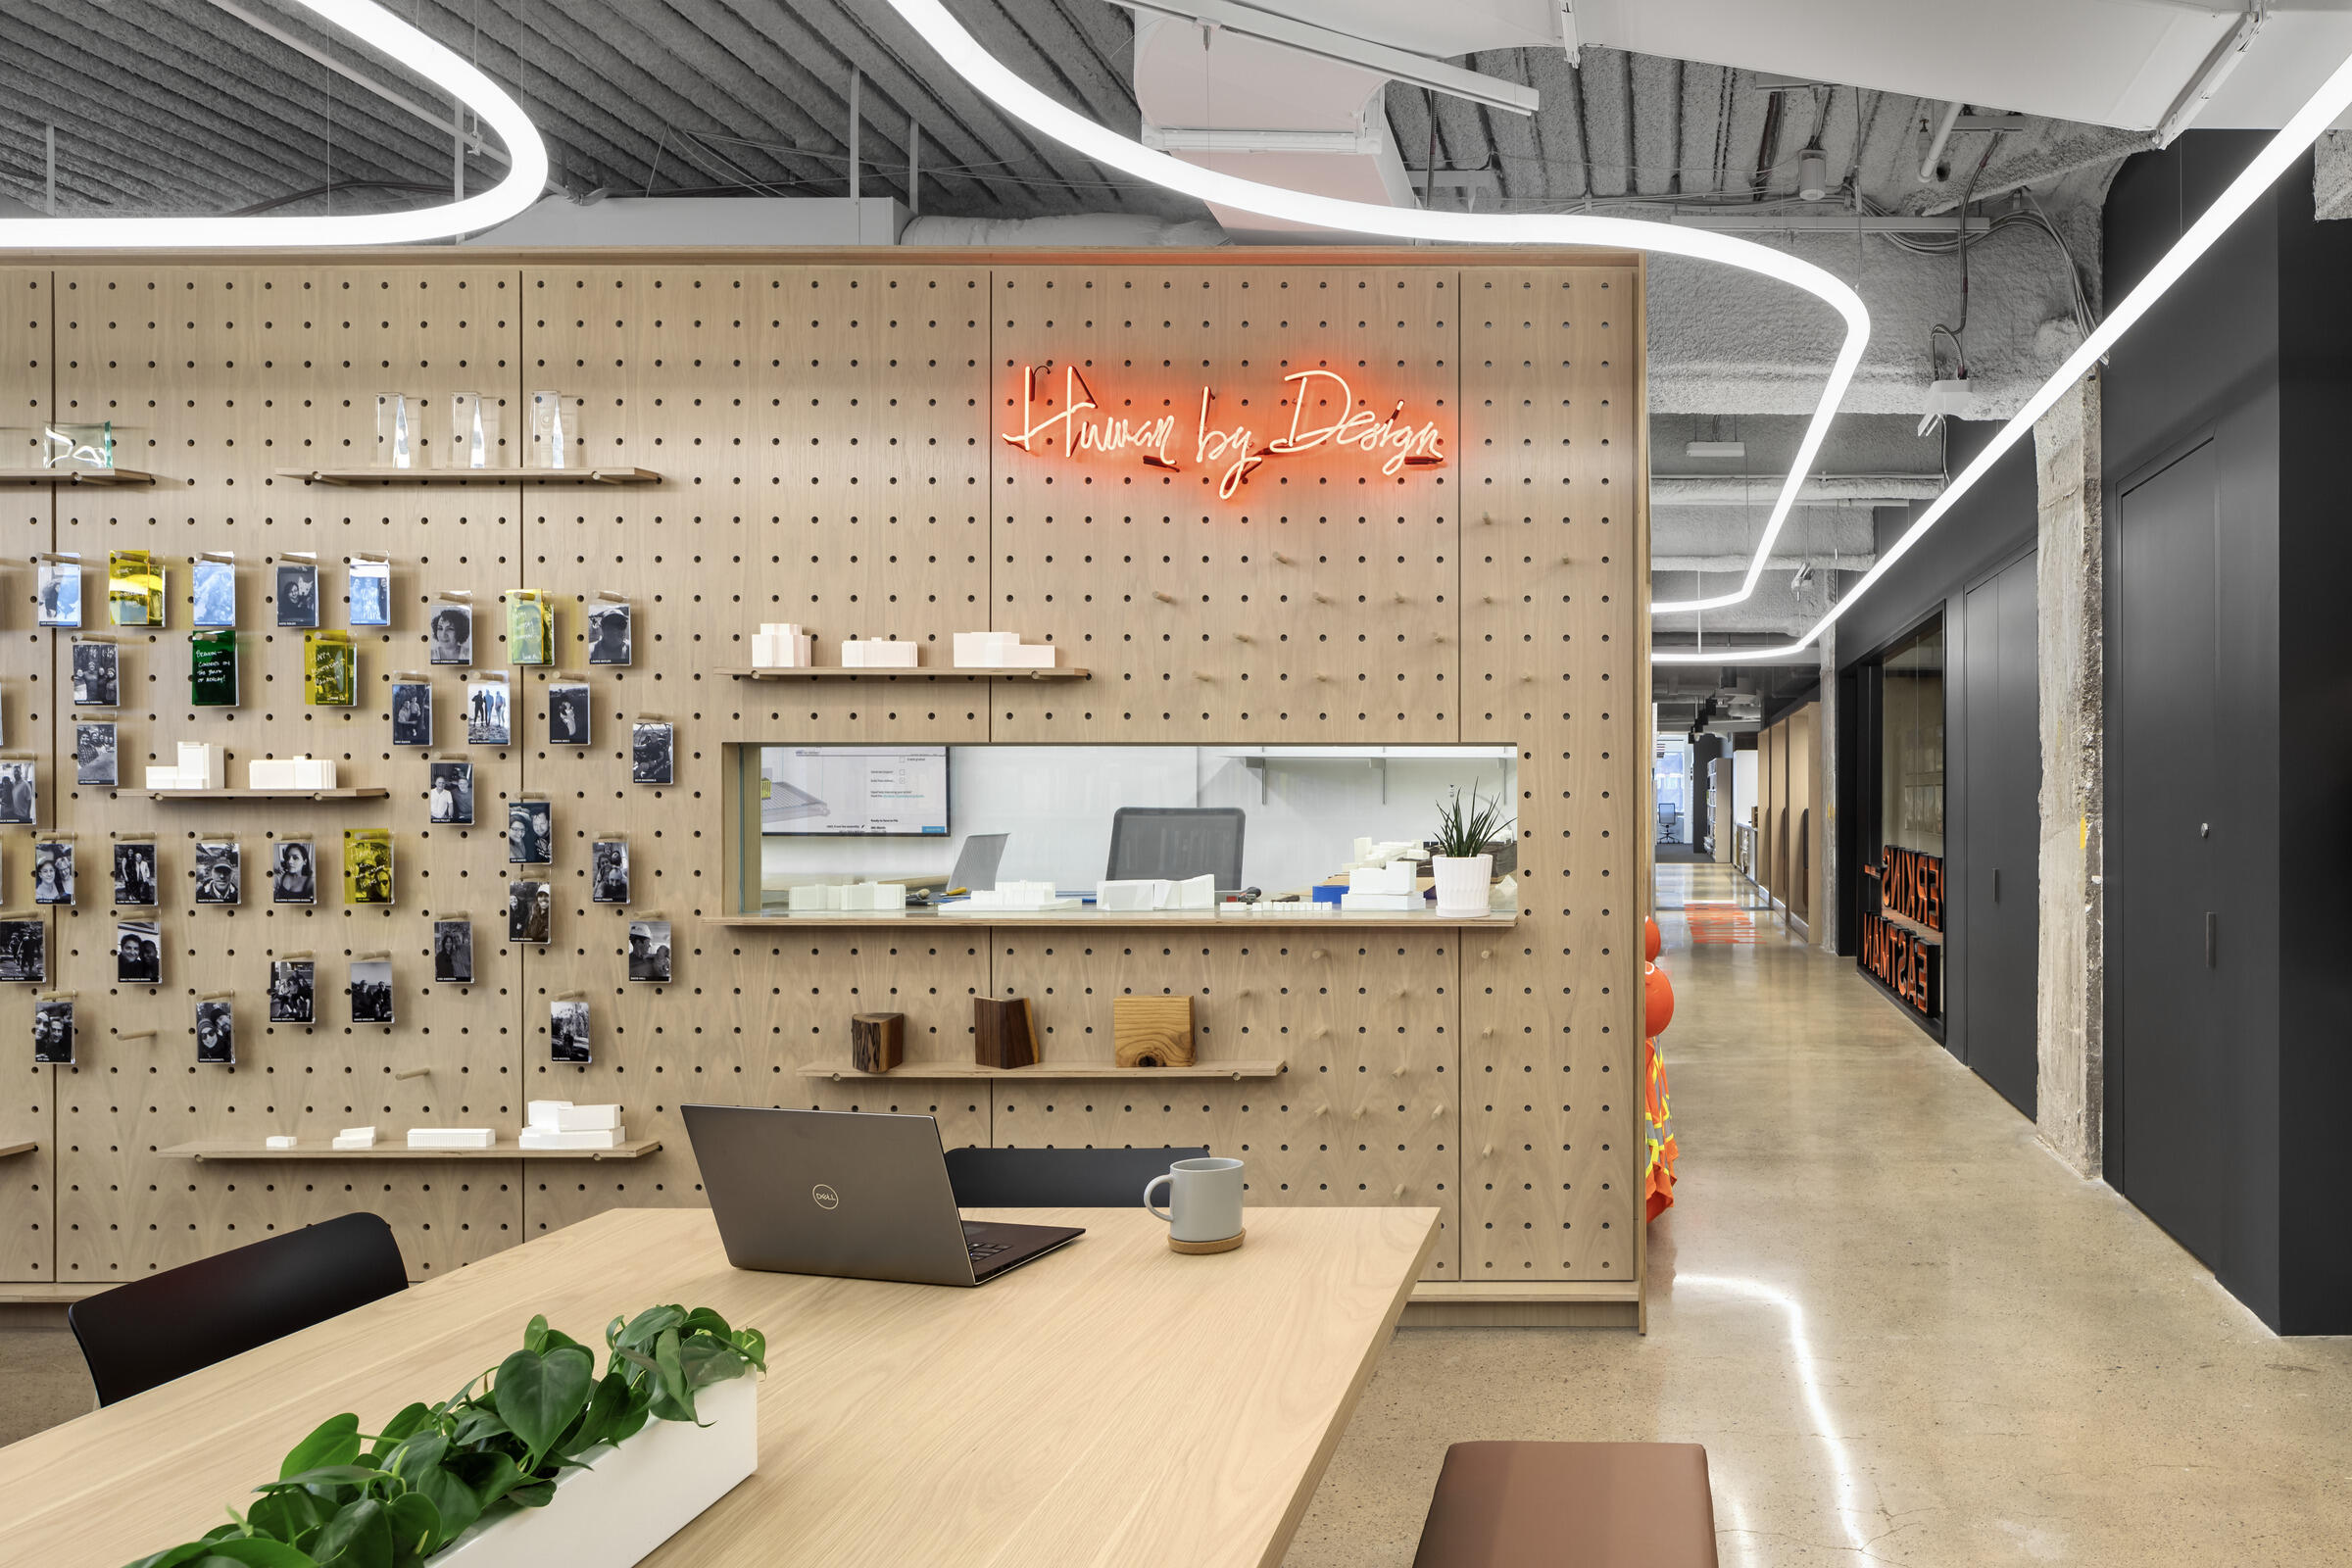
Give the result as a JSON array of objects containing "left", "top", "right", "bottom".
[
  {"left": 945, "top": 1146, "right": 1210, "bottom": 1207},
  {"left": 68, "top": 1211, "right": 408, "bottom": 1405},
  {"left": 1104, "top": 807, "right": 1246, "bottom": 891},
  {"left": 949, "top": 832, "right": 1009, "bottom": 891}
]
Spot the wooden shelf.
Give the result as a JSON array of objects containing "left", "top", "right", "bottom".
[
  {"left": 158, "top": 1137, "right": 662, "bottom": 1162},
  {"left": 800, "top": 1060, "right": 1284, "bottom": 1083},
  {"left": 274, "top": 466, "right": 659, "bottom": 486},
  {"left": 718, "top": 906, "right": 1518, "bottom": 929},
  {"left": 0, "top": 466, "right": 157, "bottom": 486},
  {"left": 147, "top": 787, "right": 390, "bottom": 802},
  {"left": 720, "top": 666, "right": 1089, "bottom": 683},
  {"left": 0, "top": 1141, "right": 35, "bottom": 1159}
]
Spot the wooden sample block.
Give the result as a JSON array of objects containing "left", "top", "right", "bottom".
[
  {"left": 1113, "top": 995, "right": 1197, "bottom": 1068},
  {"left": 850, "top": 1011, "right": 905, "bottom": 1074},
  {"left": 974, "top": 996, "right": 1037, "bottom": 1070}
]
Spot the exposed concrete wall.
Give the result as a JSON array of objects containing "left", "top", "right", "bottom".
[{"left": 2034, "top": 372, "right": 2103, "bottom": 1176}]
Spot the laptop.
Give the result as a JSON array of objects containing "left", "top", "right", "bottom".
[{"left": 682, "top": 1104, "right": 1083, "bottom": 1287}]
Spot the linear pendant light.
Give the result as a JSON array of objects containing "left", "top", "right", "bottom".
[
  {"left": 1653, "top": 46, "right": 2352, "bottom": 664},
  {"left": 880, "top": 0, "right": 1865, "bottom": 620},
  {"left": 0, "top": 0, "right": 547, "bottom": 249}
]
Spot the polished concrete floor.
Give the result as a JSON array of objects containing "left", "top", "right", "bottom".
[
  {"left": 1284, "top": 858, "right": 2352, "bottom": 1566},
  {"left": 10, "top": 862, "right": 2351, "bottom": 1562}
]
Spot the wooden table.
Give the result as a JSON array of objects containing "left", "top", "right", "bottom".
[{"left": 0, "top": 1204, "right": 1438, "bottom": 1568}]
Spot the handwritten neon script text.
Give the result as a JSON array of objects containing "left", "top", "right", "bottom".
[{"left": 1003, "top": 366, "right": 1445, "bottom": 500}]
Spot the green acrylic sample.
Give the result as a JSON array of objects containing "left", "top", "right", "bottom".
[{"left": 189, "top": 628, "right": 238, "bottom": 708}]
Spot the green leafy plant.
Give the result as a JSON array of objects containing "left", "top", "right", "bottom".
[
  {"left": 1431, "top": 784, "right": 1514, "bottom": 860},
  {"left": 124, "top": 1304, "right": 766, "bottom": 1568}
]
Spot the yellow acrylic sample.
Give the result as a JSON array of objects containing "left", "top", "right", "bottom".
[
  {"left": 305, "top": 629, "right": 357, "bottom": 706},
  {"left": 107, "top": 550, "right": 165, "bottom": 627},
  {"left": 508, "top": 589, "right": 552, "bottom": 666},
  {"left": 343, "top": 828, "right": 394, "bottom": 906}
]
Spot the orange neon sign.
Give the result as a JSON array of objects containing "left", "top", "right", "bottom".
[{"left": 1002, "top": 365, "right": 1446, "bottom": 500}]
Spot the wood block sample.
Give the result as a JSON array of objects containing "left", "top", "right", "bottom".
[
  {"left": 1113, "top": 995, "right": 1197, "bottom": 1068},
  {"left": 974, "top": 996, "right": 1037, "bottom": 1070},
  {"left": 850, "top": 1012, "right": 905, "bottom": 1074}
]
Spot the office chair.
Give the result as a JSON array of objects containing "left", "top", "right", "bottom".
[
  {"left": 68, "top": 1212, "right": 409, "bottom": 1405},
  {"left": 945, "top": 1146, "right": 1210, "bottom": 1207},
  {"left": 1104, "top": 807, "right": 1246, "bottom": 892}
]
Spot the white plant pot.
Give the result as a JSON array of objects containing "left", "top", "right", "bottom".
[
  {"left": 1432, "top": 854, "right": 1494, "bottom": 916},
  {"left": 434, "top": 1374, "right": 759, "bottom": 1568}
]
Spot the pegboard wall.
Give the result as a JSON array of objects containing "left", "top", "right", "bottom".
[{"left": 0, "top": 249, "right": 1644, "bottom": 1294}]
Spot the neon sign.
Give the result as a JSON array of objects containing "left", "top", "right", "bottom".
[{"left": 1002, "top": 365, "right": 1445, "bottom": 500}]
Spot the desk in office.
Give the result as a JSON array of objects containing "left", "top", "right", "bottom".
[{"left": 2, "top": 1204, "right": 1439, "bottom": 1568}]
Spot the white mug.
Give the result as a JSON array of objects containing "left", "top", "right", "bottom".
[{"left": 1144, "top": 1156, "right": 1245, "bottom": 1244}]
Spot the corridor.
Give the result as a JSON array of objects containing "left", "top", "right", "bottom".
[{"left": 1285, "top": 859, "right": 2352, "bottom": 1566}]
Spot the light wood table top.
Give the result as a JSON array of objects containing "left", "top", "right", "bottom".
[{"left": 1, "top": 1204, "right": 1438, "bottom": 1568}]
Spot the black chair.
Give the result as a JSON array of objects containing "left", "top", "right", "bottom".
[
  {"left": 1104, "top": 807, "right": 1246, "bottom": 893},
  {"left": 945, "top": 1146, "right": 1208, "bottom": 1207},
  {"left": 69, "top": 1212, "right": 409, "bottom": 1405}
]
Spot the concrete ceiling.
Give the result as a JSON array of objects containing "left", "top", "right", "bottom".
[{"left": 0, "top": 0, "right": 2193, "bottom": 676}]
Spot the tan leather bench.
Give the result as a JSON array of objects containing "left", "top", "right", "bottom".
[{"left": 1411, "top": 1442, "right": 1720, "bottom": 1567}]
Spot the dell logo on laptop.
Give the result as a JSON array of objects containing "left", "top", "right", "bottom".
[{"left": 810, "top": 1183, "right": 840, "bottom": 1210}]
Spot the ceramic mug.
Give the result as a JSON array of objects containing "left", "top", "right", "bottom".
[{"left": 1143, "top": 1155, "right": 1245, "bottom": 1244}]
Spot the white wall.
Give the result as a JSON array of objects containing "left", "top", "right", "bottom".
[
  {"left": 760, "top": 746, "right": 1515, "bottom": 896},
  {"left": 1731, "top": 749, "right": 1758, "bottom": 839}
]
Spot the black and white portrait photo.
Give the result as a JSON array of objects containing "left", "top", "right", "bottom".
[
  {"left": 33, "top": 998, "right": 73, "bottom": 1063},
  {"left": 72, "top": 641, "right": 119, "bottom": 707},
  {"left": 550, "top": 998, "right": 590, "bottom": 1063},
  {"left": 113, "top": 841, "right": 159, "bottom": 907},
  {"left": 37, "top": 559, "right": 82, "bottom": 629},
  {"left": 194, "top": 840, "right": 241, "bottom": 906},
  {"left": 349, "top": 958, "right": 393, "bottom": 1025},
  {"left": 508, "top": 879, "right": 551, "bottom": 945},
  {"left": 428, "top": 603, "right": 473, "bottom": 666},
  {"left": 269, "top": 957, "right": 315, "bottom": 1023},
  {"left": 507, "top": 800, "right": 553, "bottom": 864},
  {"left": 427, "top": 760, "right": 474, "bottom": 825},
  {"left": 271, "top": 840, "right": 317, "bottom": 905},
  {"left": 0, "top": 919, "right": 45, "bottom": 983},
  {"left": 116, "top": 919, "right": 161, "bottom": 985},
  {"left": 0, "top": 761, "right": 34, "bottom": 826},
  {"left": 75, "top": 721, "right": 118, "bottom": 788},
  {"left": 32, "top": 840, "right": 74, "bottom": 906},
  {"left": 627, "top": 919, "right": 672, "bottom": 984},
  {"left": 390, "top": 681, "right": 431, "bottom": 747},
  {"left": 433, "top": 919, "right": 473, "bottom": 984},
  {"left": 591, "top": 839, "right": 630, "bottom": 905},
  {"left": 548, "top": 681, "right": 590, "bottom": 747},
  {"left": 195, "top": 1000, "right": 233, "bottom": 1065},
  {"left": 466, "top": 678, "right": 511, "bottom": 746},
  {"left": 632, "top": 721, "right": 674, "bottom": 785},
  {"left": 587, "top": 601, "right": 632, "bottom": 666},
  {"left": 274, "top": 561, "right": 319, "bottom": 628}
]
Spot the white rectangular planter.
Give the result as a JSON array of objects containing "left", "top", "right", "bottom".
[{"left": 434, "top": 1374, "right": 759, "bottom": 1568}]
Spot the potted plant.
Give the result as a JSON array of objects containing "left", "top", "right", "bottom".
[
  {"left": 125, "top": 1303, "right": 765, "bottom": 1568},
  {"left": 1430, "top": 785, "right": 1514, "bottom": 916}
]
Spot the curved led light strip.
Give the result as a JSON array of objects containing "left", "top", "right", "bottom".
[
  {"left": 1655, "top": 50, "right": 2352, "bottom": 665},
  {"left": 881, "top": 0, "right": 1863, "bottom": 619},
  {"left": 0, "top": 0, "right": 547, "bottom": 248}
]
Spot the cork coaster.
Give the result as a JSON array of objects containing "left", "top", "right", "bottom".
[{"left": 1168, "top": 1228, "right": 1246, "bottom": 1255}]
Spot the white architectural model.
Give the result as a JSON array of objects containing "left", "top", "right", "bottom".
[
  {"left": 407, "top": 1127, "right": 497, "bottom": 1150},
  {"left": 521, "top": 1100, "right": 626, "bottom": 1150},
  {"left": 949, "top": 879, "right": 1083, "bottom": 912},
  {"left": 784, "top": 881, "right": 909, "bottom": 912},
  {"left": 952, "top": 631, "right": 1056, "bottom": 668},
  {"left": 840, "top": 639, "right": 920, "bottom": 668},
  {"left": 1097, "top": 873, "right": 1216, "bottom": 911},
  {"left": 751, "top": 623, "right": 816, "bottom": 668},
  {"left": 1340, "top": 858, "right": 1425, "bottom": 912},
  {"left": 145, "top": 741, "right": 228, "bottom": 791},
  {"left": 246, "top": 755, "right": 337, "bottom": 789},
  {"left": 331, "top": 1125, "right": 378, "bottom": 1151}
]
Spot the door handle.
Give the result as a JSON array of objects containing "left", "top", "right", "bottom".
[
  {"left": 1992, "top": 868, "right": 2000, "bottom": 904},
  {"left": 2205, "top": 911, "right": 2218, "bottom": 969}
]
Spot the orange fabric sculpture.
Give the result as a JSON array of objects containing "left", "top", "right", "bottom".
[
  {"left": 1642, "top": 951, "right": 1679, "bottom": 1221},
  {"left": 1644, "top": 913, "right": 1662, "bottom": 961}
]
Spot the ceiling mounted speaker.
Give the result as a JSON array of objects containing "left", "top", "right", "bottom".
[{"left": 1797, "top": 147, "right": 1831, "bottom": 202}]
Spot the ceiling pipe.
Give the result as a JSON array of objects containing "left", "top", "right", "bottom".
[{"left": 1918, "top": 99, "right": 1962, "bottom": 181}]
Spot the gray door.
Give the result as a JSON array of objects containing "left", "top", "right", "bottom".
[
  {"left": 1962, "top": 552, "right": 2040, "bottom": 1114},
  {"left": 2114, "top": 442, "right": 2227, "bottom": 1268}
]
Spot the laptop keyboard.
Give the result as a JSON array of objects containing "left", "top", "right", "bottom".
[{"left": 966, "top": 1239, "right": 1012, "bottom": 1261}]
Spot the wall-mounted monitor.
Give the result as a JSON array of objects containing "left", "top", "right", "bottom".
[{"left": 760, "top": 746, "right": 950, "bottom": 837}]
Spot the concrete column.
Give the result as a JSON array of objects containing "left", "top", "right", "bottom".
[
  {"left": 2034, "top": 372, "right": 2104, "bottom": 1176},
  {"left": 1816, "top": 620, "right": 1840, "bottom": 955}
]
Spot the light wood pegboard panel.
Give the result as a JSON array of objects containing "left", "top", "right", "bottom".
[
  {"left": 50, "top": 265, "right": 525, "bottom": 1283},
  {"left": 992, "top": 931, "right": 1461, "bottom": 1278},
  {"left": 1, "top": 267, "right": 54, "bottom": 1279},
  {"left": 5, "top": 250, "right": 1643, "bottom": 1298},
  {"left": 990, "top": 266, "right": 1459, "bottom": 744},
  {"left": 522, "top": 263, "right": 993, "bottom": 742},
  {"left": 1459, "top": 267, "right": 1644, "bottom": 1280}
]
